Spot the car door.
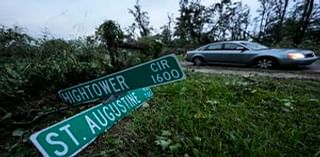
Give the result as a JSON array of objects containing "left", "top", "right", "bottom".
[
  {"left": 216, "top": 43, "right": 251, "bottom": 64},
  {"left": 200, "top": 43, "right": 223, "bottom": 62}
]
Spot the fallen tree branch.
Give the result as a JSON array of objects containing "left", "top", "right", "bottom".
[
  {"left": 11, "top": 95, "right": 116, "bottom": 126},
  {"left": 119, "top": 42, "right": 149, "bottom": 50},
  {"left": 0, "top": 106, "right": 7, "bottom": 113},
  {"left": 12, "top": 106, "right": 70, "bottom": 125}
]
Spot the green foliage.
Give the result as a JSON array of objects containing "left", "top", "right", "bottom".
[
  {"left": 174, "top": 0, "right": 250, "bottom": 47},
  {"left": 2, "top": 73, "right": 320, "bottom": 156},
  {"left": 128, "top": 0, "right": 152, "bottom": 37},
  {"left": 0, "top": 25, "right": 152, "bottom": 116},
  {"left": 0, "top": 26, "right": 35, "bottom": 57},
  {"left": 0, "top": 28, "right": 99, "bottom": 112},
  {"left": 254, "top": 0, "right": 320, "bottom": 47},
  {"left": 39, "top": 39, "right": 72, "bottom": 57},
  {"left": 0, "top": 53, "right": 110, "bottom": 110},
  {"left": 175, "top": 0, "right": 210, "bottom": 45},
  {"left": 99, "top": 73, "right": 320, "bottom": 156},
  {"left": 171, "top": 0, "right": 320, "bottom": 51},
  {"left": 96, "top": 20, "right": 124, "bottom": 46},
  {"left": 160, "top": 25, "right": 172, "bottom": 45},
  {"left": 95, "top": 20, "right": 127, "bottom": 69},
  {"left": 137, "top": 36, "right": 163, "bottom": 58},
  {"left": 276, "top": 38, "right": 320, "bottom": 55}
]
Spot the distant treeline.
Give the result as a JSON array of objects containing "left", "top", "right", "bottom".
[
  {"left": 171, "top": 0, "right": 320, "bottom": 50},
  {"left": 2, "top": 0, "right": 320, "bottom": 55}
]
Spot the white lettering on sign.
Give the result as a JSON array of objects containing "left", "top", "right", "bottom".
[
  {"left": 150, "top": 69, "right": 181, "bottom": 84},
  {"left": 102, "top": 106, "right": 115, "bottom": 121},
  {"left": 60, "top": 75, "right": 130, "bottom": 104},
  {"left": 43, "top": 124, "right": 80, "bottom": 156},
  {"left": 110, "top": 102, "right": 122, "bottom": 117},
  {"left": 85, "top": 115, "right": 101, "bottom": 135},
  {"left": 149, "top": 59, "right": 181, "bottom": 84},
  {"left": 132, "top": 92, "right": 142, "bottom": 104},
  {"left": 92, "top": 110, "right": 108, "bottom": 127},
  {"left": 92, "top": 83, "right": 103, "bottom": 96},
  {"left": 59, "top": 124, "right": 79, "bottom": 146},
  {"left": 116, "top": 100, "right": 127, "bottom": 112},
  {"left": 83, "top": 92, "right": 139, "bottom": 136},
  {"left": 150, "top": 59, "right": 170, "bottom": 72},
  {"left": 116, "top": 75, "right": 129, "bottom": 91},
  {"left": 82, "top": 91, "right": 143, "bottom": 136},
  {"left": 45, "top": 132, "right": 68, "bottom": 156},
  {"left": 78, "top": 87, "right": 89, "bottom": 100}
]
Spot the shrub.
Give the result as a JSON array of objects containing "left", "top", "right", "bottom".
[{"left": 138, "top": 36, "right": 163, "bottom": 58}]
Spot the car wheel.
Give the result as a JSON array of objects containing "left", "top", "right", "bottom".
[
  {"left": 254, "top": 58, "right": 278, "bottom": 69},
  {"left": 193, "top": 57, "right": 204, "bottom": 66}
]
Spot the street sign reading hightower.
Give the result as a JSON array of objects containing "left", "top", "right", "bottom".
[{"left": 58, "top": 54, "right": 185, "bottom": 105}]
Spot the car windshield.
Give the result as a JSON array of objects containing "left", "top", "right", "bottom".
[{"left": 240, "top": 42, "right": 268, "bottom": 50}]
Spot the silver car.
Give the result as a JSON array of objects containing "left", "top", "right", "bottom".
[{"left": 185, "top": 41, "right": 318, "bottom": 69}]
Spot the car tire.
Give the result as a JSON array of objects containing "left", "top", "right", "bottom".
[
  {"left": 253, "top": 58, "right": 278, "bottom": 69},
  {"left": 193, "top": 57, "right": 204, "bottom": 66}
]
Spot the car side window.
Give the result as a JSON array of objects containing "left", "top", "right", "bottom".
[
  {"left": 204, "top": 44, "right": 222, "bottom": 50},
  {"left": 223, "top": 43, "right": 242, "bottom": 50}
]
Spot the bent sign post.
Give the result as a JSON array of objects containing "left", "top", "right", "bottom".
[
  {"left": 58, "top": 54, "right": 185, "bottom": 105},
  {"left": 30, "top": 88, "right": 153, "bottom": 157}
]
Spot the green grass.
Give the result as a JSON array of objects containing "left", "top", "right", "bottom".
[
  {"left": 3, "top": 73, "right": 320, "bottom": 157},
  {"left": 95, "top": 73, "right": 320, "bottom": 157},
  {"left": 176, "top": 54, "right": 184, "bottom": 62}
]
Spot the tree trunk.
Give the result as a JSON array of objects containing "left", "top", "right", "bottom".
[
  {"left": 301, "top": 0, "right": 314, "bottom": 38},
  {"left": 108, "top": 46, "right": 116, "bottom": 68},
  {"left": 294, "top": 0, "right": 314, "bottom": 45},
  {"left": 258, "top": 2, "right": 266, "bottom": 40},
  {"left": 275, "top": 0, "right": 289, "bottom": 44}
]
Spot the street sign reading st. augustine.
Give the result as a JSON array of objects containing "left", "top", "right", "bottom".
[
  {"left": 30, "top": 54, "right": 186, "bottom": 157},
  {"left": 30, "top": 88, "right": 153, "bottom": 157},
  {"left": 58, "top": 54, "right": 185, "bottom": 105}
]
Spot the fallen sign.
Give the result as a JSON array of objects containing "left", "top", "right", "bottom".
[
  {"left": 58, "top": 54, "right": 185, "bottom": 105},
  {"left": 30, "top": 88, "right": 153, "bottom": 157}
]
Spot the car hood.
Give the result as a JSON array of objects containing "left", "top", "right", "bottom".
[{"left": 258, "top": 48, "right": 314, "bottom": 54}]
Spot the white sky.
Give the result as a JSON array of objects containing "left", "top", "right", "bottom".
[{"left": 0, "top": 0, "right": 259, "bottom": 39}]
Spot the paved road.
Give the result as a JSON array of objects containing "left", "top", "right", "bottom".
[
  {"left": 181, "top": 61, "right": 320, "bottom": 73},
  {"left": 300, "top": 62, "right": 320, "bottom": 73},
  {"left": 181, "top": 61, "right": 320, "bottom": 80}
]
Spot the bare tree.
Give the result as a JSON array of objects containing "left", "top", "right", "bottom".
[
  {"left": 294, "top": 0, "right": 315, "bottom": 45},
  {"left": 128, "top": 0, "right": 152, "bottom": 37},
  {"left": 160, "top": 13, "right": 174, "bottom": 44}
]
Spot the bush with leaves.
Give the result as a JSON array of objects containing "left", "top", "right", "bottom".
[{"left": 137, "top": 36, "right": 163, "bottom": 58}]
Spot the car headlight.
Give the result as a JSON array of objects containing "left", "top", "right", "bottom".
[{"left": 288, "top": 53, "right": 305, "bottom": 60}]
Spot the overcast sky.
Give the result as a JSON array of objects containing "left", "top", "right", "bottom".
[{"left": 0, "top": 0, "right": 259, "bottom": 39}]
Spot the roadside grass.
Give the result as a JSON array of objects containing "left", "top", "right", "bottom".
[
  {"left": 97, "top": 72, "right": 320, "bottom": 157},
  {"left": 3, "top": 72, "right": 320, "bottom": 157}
]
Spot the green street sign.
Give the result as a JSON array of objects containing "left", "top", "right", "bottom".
[
  {"left": 30, "top": 88, "right": 153, "bottom": 157},
  {"left": 58, "top": 54, "right": 185, "bottom": 105}
]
